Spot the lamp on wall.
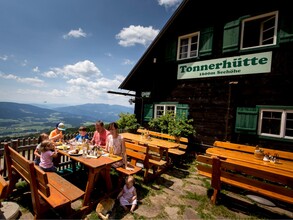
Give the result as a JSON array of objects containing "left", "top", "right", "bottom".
[{"left": 128, "top": 98, "right": 135, "bottom": 105}]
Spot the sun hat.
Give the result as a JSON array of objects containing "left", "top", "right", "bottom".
[{"left": 56, "top": 122, "right": 66, "bottom": 131}]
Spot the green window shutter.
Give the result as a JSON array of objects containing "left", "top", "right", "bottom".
[
  {"left": 165, "top": 40, "right": 177, "bottom": 62},
  {"left": 143, "top": 104, "right": 153, "bottom": 122},
  {"left": 199, "top": 27, "right": 213, "bottom": 57},
  {"left": 235, "top": 107, "right": 258, "bottom": 134},
  {"left": 176, "top": 104, "right": 189, "bottom": 119},
  {"left": 222, "top": 19, "right": 240, "bottom": 53},
  {"left": 279, "top": 14, "right": 293, "bottom": 43}
]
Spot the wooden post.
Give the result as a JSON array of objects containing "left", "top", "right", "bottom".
[{"left": 211, "top": 156, "right": 221, "bottom": 204}]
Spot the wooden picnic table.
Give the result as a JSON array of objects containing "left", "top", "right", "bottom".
[
  {"left": 206, "top": 147, "right": 293, "bottom": 175},
  {"left": 58, "top": 148, "right": 121, "bottom": 207},
  {"left": 121, "top": 132, "right": 180, "bottom": 165}
]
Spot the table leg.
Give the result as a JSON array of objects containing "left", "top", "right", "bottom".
[
  {"left": 82, "top": 167, "right": 103, "bottom": 206},
  {"left": 104, "top": 165, "right": 112, "bottom": 193},
  {"left": 105, "top": 165, "right": 112, "bottom": 193},
  {"left": 165, "top": 149, "right": 170, "bottom": 166}
]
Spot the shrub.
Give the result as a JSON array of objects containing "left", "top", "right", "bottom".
[
  {"left": 148, "top": 112, "right": 195, "bottom": 138},
  {"left": 116, "top": 113, "right": 139, "bottom": 132}
]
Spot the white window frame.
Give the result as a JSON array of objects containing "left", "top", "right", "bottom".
[
  {"left": 258, "top": 108, "right": 293, "bottom": 140},
  {"left": 154, "top": 104, "right": 176, "bottom": 119},
  {"left": 177, "top": 32, "right": 199, "bottom": 60},
  {"left": 240, "top": 11, "right": 278, "bottom": 50}
]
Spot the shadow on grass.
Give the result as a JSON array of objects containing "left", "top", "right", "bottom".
[
  {"left": 218, "top": 193, "right": 292, "bottom": 219},
  {"left": 206, "top": 185, "right": 293, "bottom": 220}
]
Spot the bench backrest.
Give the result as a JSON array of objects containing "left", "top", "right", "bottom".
[
  {"left": 197, "top": 154, "right": 293, "bottom": 204},
  {"left": 137, "top": 129, "right": 188, "bottom": 144},
  {"left": 213, "top": 141, "right": 293, "bottom": 161},
  {"left": 147, "top": 144, "right": 164, "bottom": 162},
  {"left": 4, "top": 144, "right": 50, "bottom": 216},
  {"left": 125, "top": 141, "right": 147, "bottom": 167}
]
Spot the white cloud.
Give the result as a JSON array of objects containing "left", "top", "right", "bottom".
[
  {"left": 157, "top": 0, "right": 182, "bottom": 8},
  {"left": 31, "top": 60, "right": 131, "bottom": 105},
  {"left": 0, "top": 55, "right": 8, "bottom": 61},
  {"left": 63, "top": 28, "right": 87, "bottom": 39},
  {"left": 43, "top": 70, "right": 58, "bottom": 78},
  {"left": 122, "top": 59, "right": 134, "bottom": 65},
  {"left": 21, "top": 59, "right": 28, "bottom": 66},
  {"left": 43, "top": 60, "right": 101, "bottom": 79},
  {"left": 0, "top": 59, "right": 133, "bottom": 106},
  {"left": 0, "top": 73, "right": 44, "bottom": 87},
  {"left": 33, "top": 66, "right": 40, "bottom": 72},
  {"left": 105, "top": 53, "right": 112, "bottom": 57},
  {"left": 116, "top": 25, "right": 159, "bottom": 47}
]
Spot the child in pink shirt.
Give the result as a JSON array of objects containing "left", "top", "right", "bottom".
[{"left": 39, "top": 140, "right": 58, "bottom": 172}]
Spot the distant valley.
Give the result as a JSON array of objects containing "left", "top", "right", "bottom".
[{"left": 0, "top": 102, "right": 134, "bottom": 139}]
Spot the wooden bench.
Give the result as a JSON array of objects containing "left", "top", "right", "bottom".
[
  {"left": 4, "top": 144, "right": 87, "bottom": 219},
  {"left": 197, "top": 154, "right": 293, "bottom": 205},
  {"left": 147, "top": 144, "right": 167, "bottom": 178},
  {"left": 137, "top": 129, "right": 187, "bottom": 155},
  {"left": 213, "top": 141, "right": 293, "bottom": 161},
  {"left": 116, "top": 141, "right": 149, "bottom": 181},
  {"left": 0, "top": 174, "right": 8, "bottom": 200}
]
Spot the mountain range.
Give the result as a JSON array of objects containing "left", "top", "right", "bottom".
[{"left": 0, "top": 102, "right": 134, "bottom": 139}]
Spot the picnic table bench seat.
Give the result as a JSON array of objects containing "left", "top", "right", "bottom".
[
  {"left": 4, "top": 144, "right": 87, "bottom": 219},
  {"left": 147, "top": 144, "right": 168, "bottom": 178},
  {"left": 137, "top": 129, "right": 188, "bottom": 151},
  {"left": 197, "top": 154, "right": 293, "bottom": 205},
  {"left": 116, "top": 141, "right": 148, "bottom": 180},
  {"left": 213, "top": 141, "right": 293, "bottom": 161},
  {"left": 116, "top": 141, "right": 168, "bottom": 182}
]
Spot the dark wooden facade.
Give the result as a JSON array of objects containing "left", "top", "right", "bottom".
[{"left": 119, "top": 0, "right": 293, "bottom": 151}]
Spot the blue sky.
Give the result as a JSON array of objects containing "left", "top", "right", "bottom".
[{"left": 0, "top": 0, "right": 182, "bottom": 107}]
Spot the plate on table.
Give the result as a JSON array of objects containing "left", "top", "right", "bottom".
[
  {"left": 56, "top": 141, "right": 63, "bottom": 146},
  {"left": 68, "top": 149, "right": 83, "bottom": 156},
  {"left": 56, "top": 145, "right": 70, "bottom": 150}
]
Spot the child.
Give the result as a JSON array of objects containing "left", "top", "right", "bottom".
[
  {"left": 34, "top": 133, "right": 49, "bottom": 165},
  {"left": 73, "top": 126, "right": 90, "bottom": 142},
  {"left": 117, "top": 175, "right": 137, "bottom": 213},
  {"left": 49, "top": 122, "right": 66, "bottom": 143},
  {"left": 39, "top": 140, "right": 58, "bottom": 172}
]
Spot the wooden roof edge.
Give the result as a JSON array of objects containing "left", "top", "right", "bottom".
[{"left": 118, "top": 0, "right": 189, "bottom": 90}]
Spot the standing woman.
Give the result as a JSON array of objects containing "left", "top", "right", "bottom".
[{"left": 106, "top": 122, "right": 127, "bottom": 168}]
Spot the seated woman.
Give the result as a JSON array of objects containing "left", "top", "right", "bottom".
[{"left": 106, "top": 122, "right": 127, "bottom": 168}]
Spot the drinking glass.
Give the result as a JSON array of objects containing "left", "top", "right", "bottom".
[
  {"left": 82, "top": 146, "right": 88, "bottom": 158},
  {"left": 109, "top": 146, "right": 114, "bottom": 156}
]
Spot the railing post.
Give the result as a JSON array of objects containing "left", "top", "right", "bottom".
[{"left": 11, "top": 140, "right": 19, "bottom": 150}]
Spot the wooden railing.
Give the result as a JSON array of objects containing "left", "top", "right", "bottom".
[{"left": 0, "top": 132, "right": 94, "bottom": 177}]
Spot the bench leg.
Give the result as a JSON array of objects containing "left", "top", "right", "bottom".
[
  {"left": 143, "top": 168, "right": 150, "bottom": 183},
  {"left": 211, "top": 189, "right": 218, "bottom": 205}
]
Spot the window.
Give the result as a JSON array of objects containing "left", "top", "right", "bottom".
[
  {"left": 143, "top": 103, "right": 189, "bottom": 122},
  {"left": 258, "top": 108, "right": 293, "bottom": 140},
  {"left": 154, "top": 104, "right": 176, "bottom": 118},
  {"left": 177, "top": 32, "right": 199, "bottom": 60},
  {"left": 240, "top": 11, "right": 278, "bottom": 50}
]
